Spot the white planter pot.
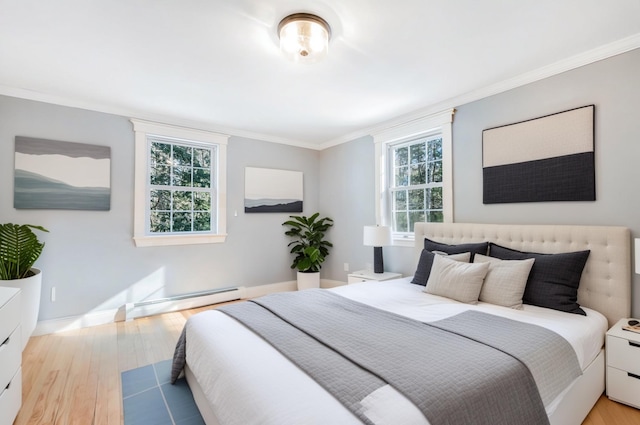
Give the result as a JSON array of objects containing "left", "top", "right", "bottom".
[
  {"left": 0, "top": 268, "right": 41, "bottom": 350},
  {"left": 297, "top": 271, "right": 320, "bottom": 290}
]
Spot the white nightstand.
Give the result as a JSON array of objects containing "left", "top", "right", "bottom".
[
  {"left": 347, "top": 270, "right": 402, "bottom": 284},
  {"left": 606, "top": 318, "right": 640, "bottom": 409}
]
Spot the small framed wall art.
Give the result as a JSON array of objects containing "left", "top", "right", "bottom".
[
  {"left": 14, "top": 136, "right": 111, "bottom": 210},
  {"left": 244, "top": 167, "right": 303, "bottom": 213}
]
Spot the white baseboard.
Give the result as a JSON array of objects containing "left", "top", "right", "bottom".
[
  {"left": 33, "top": 308, "right": 121, "bottom": 336},
  {"left": 32, "top": 279, "right": 338, "bottom": 336}
]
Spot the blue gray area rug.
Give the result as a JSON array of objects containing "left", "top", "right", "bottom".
[{"left": 121, "top": 359, "right": 204, "bottom": 425}]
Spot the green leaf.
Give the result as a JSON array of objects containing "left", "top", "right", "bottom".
[{"left": 0, "top": 223, "right": 48, "bottom": 280}]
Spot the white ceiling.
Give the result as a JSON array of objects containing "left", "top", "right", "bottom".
[{"left": 1, "top": 1, "right": 639, "bottom": 149}]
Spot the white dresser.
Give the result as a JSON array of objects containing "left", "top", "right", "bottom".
[{"left": 0, "top": 287, "right": 21, "bottom": 425}]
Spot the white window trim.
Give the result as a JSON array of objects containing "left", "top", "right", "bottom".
[
  {"left": 131, "top": 119, "right": 228, "bottom": 247},
  {"left": 372, "top": 109, "right": 454, "bottom": 247}
]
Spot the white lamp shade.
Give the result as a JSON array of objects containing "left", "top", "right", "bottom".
[
  {"left": 635, "top": 238, "right": 640, "bottom": 274},
  {"left": 363, "top": 225, "right": 392, "bottom": 247}
]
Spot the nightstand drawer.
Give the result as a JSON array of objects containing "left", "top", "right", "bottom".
[
  {"left": 347, "top": 276, "right": 369, "bottom": 284},
  {"left": 0, "top": 367, "right": 22, "bottom": 425},
  {"left": 607, "top": 334, "right": 640, "bottom": 375},
  {"left": 0, "top": 326, "right": 21, "bottom": 391},
  {"left": 607, "top": 366, "right": 640, "bottom": 408}
]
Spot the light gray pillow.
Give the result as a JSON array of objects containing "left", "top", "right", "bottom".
[
  {"left": 474, "top": 253, "right": 535, "bottom": 309},
  {"left": 424, "top": 254, "right": 490, "bottom": 304}
]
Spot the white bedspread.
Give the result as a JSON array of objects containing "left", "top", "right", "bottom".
[{"left": 185, "top": 279, "right": 608, "bottom": 425}]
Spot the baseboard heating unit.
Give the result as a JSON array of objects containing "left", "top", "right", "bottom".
[{"left": 122, "top": 287, "right": 243, "bottom": 321}]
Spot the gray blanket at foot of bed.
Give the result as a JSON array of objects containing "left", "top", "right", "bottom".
[{"left": 172, "top": 289, "right": 581, "bottom": 425}]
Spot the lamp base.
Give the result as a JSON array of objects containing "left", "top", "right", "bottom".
[{"left": 373, "top": 247, "right": 384, "bottom": 274}]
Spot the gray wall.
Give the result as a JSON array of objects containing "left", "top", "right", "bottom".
[
  {"left": 3, "top": 47, "right": 639, "bottom": 322},
  {"left": 319, "top": 136, "right": 376, "bottom": 280},
  {"left": 321, "top": 48, "right": 640, "bottom": 316},
  {"left": 0, "top": 96, "right": 320, "bottom": 321}
]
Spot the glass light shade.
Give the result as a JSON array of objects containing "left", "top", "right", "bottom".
[{"left": 278, "top": 13, "right": 330, "bottom": 63}]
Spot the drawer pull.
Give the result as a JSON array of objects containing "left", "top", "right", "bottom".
[
  {"left": 628, "top": 372, "right": 640, "bottom": 380},
  {"left": 0, "top": 336, "right": 8, "bottom": 347},
  {"left": 629, "top": 341, "right": 640, "bottom": 348}
]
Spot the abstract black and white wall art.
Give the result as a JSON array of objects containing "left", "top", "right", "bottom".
[
  {"left": 244, "top": 167, "right": 303, "bottom": 213},
  {"left": 14, "top": 136, "right": 111, "bottom": 210},
  {"left": 482, "top": 105, "right": 595, "bottom": 204}
]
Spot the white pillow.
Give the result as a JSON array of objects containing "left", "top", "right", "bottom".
[
  {"left": 473, "top": 254, "right": 535, "bottom": 309},
  {"left": 424, "top": 254, "right": 490, "bottom": 304},
  {"left": 437, "top": 252, "right": 471, "bottom": 262}
]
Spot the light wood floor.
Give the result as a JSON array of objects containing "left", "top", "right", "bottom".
[{"left": 15, "top": 302, "right": 640, "bottom": 425}]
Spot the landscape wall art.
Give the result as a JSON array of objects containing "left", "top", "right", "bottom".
[
  {"left": 14, "top": 136, "right": 111, "bottom": 210},
  {"left": 244, "top": 167, "right": 303, "bottom": 213}
]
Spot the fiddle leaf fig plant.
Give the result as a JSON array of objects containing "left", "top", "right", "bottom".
[
  {"left": 282, "top": 213, "right": 333, "bottom": 273},
  {"left": 0, "top": 223, "right": 49, "bottom": 280}
]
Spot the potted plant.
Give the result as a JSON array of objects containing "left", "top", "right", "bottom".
[
  {"left": 0, "top": 223, "right": 48, "bottom": 350},
  {"left": 282, "top": 213, "right": 333, "bottom": 290}
]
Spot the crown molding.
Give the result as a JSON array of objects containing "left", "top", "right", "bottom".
[
  {"left": 2, "top": 34, "right": 639, "bottom": 152},
  {"left": 320, "top": 34, "right": 640, "bottom": 150}
]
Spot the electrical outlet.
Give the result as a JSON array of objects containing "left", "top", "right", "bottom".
[
  {"left": 51, "top": 286, "right": 56, "bottom": 302},
  {"left": 344, "top": 263, "right": 349, "bottom": 272}
]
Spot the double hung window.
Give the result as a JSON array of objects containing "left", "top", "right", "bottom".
[
  {"left": 131, "top": 119, "right": 228, "bottom": 247},
  {"left": 373, "top": 109, "right": 454, "bottom": 245}
]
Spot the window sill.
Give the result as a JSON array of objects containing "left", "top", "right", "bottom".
[
  {"left": 133, "top": 233, "right": 227, "bottom": 247},
  {"left": 392, "top": 237, "right": 415, "bottom": 248}
]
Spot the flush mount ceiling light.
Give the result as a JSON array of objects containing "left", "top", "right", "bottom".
[{"left": 278, "top": 13, "right": 331, "bottom": 63}]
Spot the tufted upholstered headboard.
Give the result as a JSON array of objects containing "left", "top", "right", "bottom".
[{"left": 414, "top": 222, "right": 631, "bottom": 327}]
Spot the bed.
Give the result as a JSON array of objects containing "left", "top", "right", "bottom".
[{"left": 174, "top": 222, "right": 631, "bottom": 425}]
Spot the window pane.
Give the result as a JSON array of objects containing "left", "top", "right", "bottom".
[
  {"left": 193, "top": 168, "right": 211, "bottom": 188},
  {"left": 408, "top": 189, "right": 424, "bottom": 210},
  {"left": 428, "top": 161, "right": 442, "bottom": 183},
  {"left": 172, "top": 166, "right": 192, "bottom": 186},
  {"left": 394, "top": 146, "right": 408, "bottom": 167},
  {"left": 172, "top": 212, "right": 192, "bottom": 232},
  {"left": 395, "top": 166, "right": 408, "bottom": 187},
  {"left": 428, "top": 139, "right": 442, "bottom": 161},
  {"left": 395, "top": 212, "right": 408, "bottom": 233},
  {"left": 150, "top": 165, "right": 170, "bottom": 186},
  {"left": 410, "top": 164, "right": 426, "bottom": 185},
  {"left": 172, "top": 190, "right": 193, "bottom": 210},
  {"left": 150, "top": 189, "right": 171, "bottom": 210},
  {"left": 194, "top": 192, "right": 211, "bottom": 211},
  {"left": 194, "top": 212, "right": 211, "bottom": 231},
  {"left": 173, "top": 145, "right": 192, "bottom": 166},
  {"left": 394, "top": 190, "right": 407, "bottom": 211},
  {"left": 193, "top": 148, "right": 211, "bottom": 167},
  {"left": 150, "top": 212, "right": 171, "bottom": 233},
  {"left": 151, "top": 142, "right": 171, "bottom": 165},
  {"left": 409, "top": 211, "right": 426, "bottom": 232},
  {"left": 410, "top": 142, "right": 426, "bottom": 165},
  {"left": 427, "top": 187, "right": 443, "bottom": 209},
  {"left": 427, "top": 211, "right": 444, "bottom": 222}
]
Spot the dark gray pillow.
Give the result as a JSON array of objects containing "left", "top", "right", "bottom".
[
  {"left": 411, "top": 239, "right": 488, "bottom": 286},
  {"left": 424, "top": 238, "right": 489, "bottom": 261},
  {"left": 488, "top": 243, "right": 590, "bottom": 315}
]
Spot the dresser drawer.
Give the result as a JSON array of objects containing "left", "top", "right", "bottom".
[
  {"left": 607, "top": 334, "right": 640, "bottom": 375},
  {"left": 0, "top": 326, "right": 21, "bottom": 391},
  {"left": 0, "top": 367, "right": 22, "bottom": 425},
  {"left": 607, "top": 366, "right": 640, "bottom": 408},
  {"left": 0, "top": 290, "right": 20, "bottom": 344}
]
